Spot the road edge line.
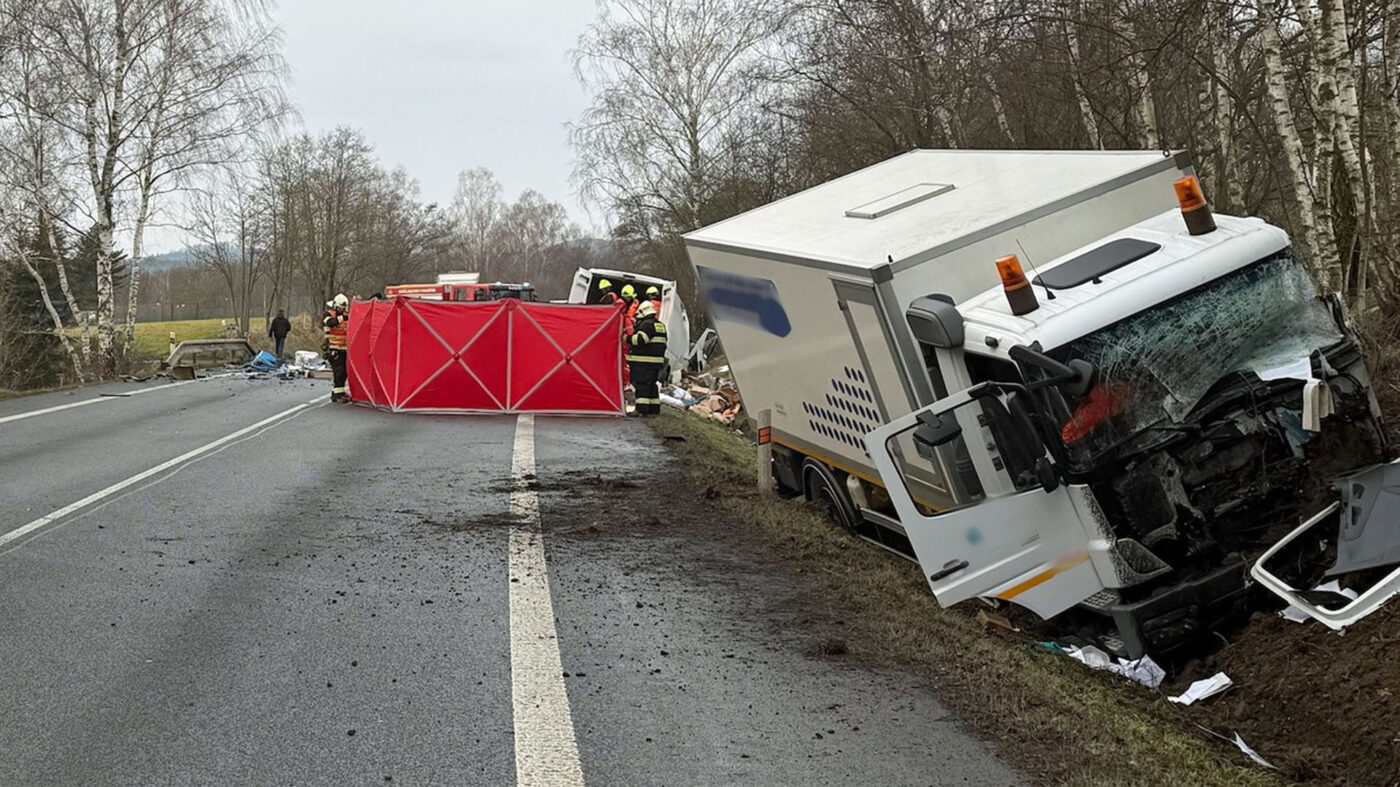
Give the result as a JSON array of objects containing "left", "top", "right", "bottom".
[
  {"left": 508, "top": 414, "right": 586, "bottom": 786},
  {"left": 0, "top": 396, "right": 323, "bottom": 552},
  {"left": 0, "top": 377, "right": 212, "bottom": 426}
]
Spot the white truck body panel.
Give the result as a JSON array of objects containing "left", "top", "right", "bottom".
[
  {"left": 684, "top": 149, "right": 1194, "bottom": 496},
  {"left": 567, "top": 267, "right": 691, "bottom": 381}
]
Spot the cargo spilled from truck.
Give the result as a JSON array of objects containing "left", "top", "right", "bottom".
[{"left": 684, "top": 149, "right": 1392, "bottom": 659}]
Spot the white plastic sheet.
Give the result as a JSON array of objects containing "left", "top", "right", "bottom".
[{"left": 1169, "top": 672, "right": 1233, "bottom": 705}]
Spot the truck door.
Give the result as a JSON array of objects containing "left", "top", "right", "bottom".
[
  {"left": 834, "top": 281, "right": 965, "bottom": 508},
  {"left": 865, "top": 384, "right": 1105, "bottom": 618}
]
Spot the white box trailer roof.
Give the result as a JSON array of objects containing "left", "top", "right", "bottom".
[{"left": 685, "top": 149, "right": 1195, "bottom": 502}]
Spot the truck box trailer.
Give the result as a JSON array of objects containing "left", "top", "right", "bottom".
[{"left": 685, "top": 149, "right": 1390, "bottom": 657}]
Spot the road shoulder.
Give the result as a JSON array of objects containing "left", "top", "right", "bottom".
[{"left": 647, "top": 409, "right": 1276, "bottom": 787}]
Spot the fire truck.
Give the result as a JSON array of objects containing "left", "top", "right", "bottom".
[{"left": 385, "top": 272, "right": 537, "bottom": 302}]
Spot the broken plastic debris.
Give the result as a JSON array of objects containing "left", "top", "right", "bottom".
[
  {"left": 1281, "top": 580, "right": 1359, "bottom": 623},
  {"left": 1196, "top": 725, "right": 1278, "bottom": 770},
  {"left": 1056, "top": 644, "right": 1165, "bottom": 689},
  {"left": 1169, "top": 672, "right": 1233, "bottom": 705}
]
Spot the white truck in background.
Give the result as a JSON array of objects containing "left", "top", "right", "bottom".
[
  {"left": 684, "top": 149, "right": 1392, "bottom": 657},
  {"left": 567, "top": 268, "right": 692, "bottom": 383}
]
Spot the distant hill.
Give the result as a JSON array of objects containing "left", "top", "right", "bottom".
[{"left": 141, "top": 247, "right": 208, "bottom": 272}]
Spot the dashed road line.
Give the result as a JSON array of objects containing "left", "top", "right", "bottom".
[
  {"left": 508, "top": 414, "right": 586, "bottom": 786},
  {"left": 0, "top": 395, "right": 326, "bottom": 554}
]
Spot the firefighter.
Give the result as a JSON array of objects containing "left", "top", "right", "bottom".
[
  {"left": 323, "top": 294, "right": 351, "bottom": 403},
  {"left": 627, "top": 300, "right": 667, "bottom": 416},
  {"left": 594, "top": 279, "right": 621, "bottom": 306},
  {"left": 645, "top": 285, "right": 662, "bottom": 314},
  {"left": 620, "top": 284, "right": 638, "bottom": 331}
]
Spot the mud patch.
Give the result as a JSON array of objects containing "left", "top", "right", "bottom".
[
  {"left": 487, "top": 473, "right": 641, "bottom": 496},
  {"left": 416, "top": 512, "right": 523, "bottom": 532},
  {"left": 1184, "top": 603, "right": 1400, "bottom": 784}
]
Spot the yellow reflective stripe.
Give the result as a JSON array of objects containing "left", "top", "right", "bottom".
[
  {"left": 995, "top": 553, "right": 1091, "bottom": 601},
  {"left": 626, "top": 356, "right": 665, "bottom": 363}
]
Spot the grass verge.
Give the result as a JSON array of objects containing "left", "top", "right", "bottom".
[{"left": 649, "top": 408, "right": 1278, "bottom": 787}]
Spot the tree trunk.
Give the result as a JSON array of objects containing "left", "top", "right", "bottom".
[
  {"left": 936, "top": 106, "right": 958, "bottom": 148},
  {"left": 1064, "top": 16, "right": 1102, "bottom": 149},
  {"left": 124, "top": 170, "right": 155, "bottom": 348},
  {"left": 16, "top": 251, "right": 86, "bottom": 384},
  {"left": 985, "top": 71, "right": 1016, "bottom": 146},
  {"left": 1260, "top": 0, "right": 1323, "bottom": 273},
  {"left": 1318, "top": 0, "right": 1370, "bottom": 304},
  {"left": 1114, "top": 1, "right": 1160, "bottom": 148}
]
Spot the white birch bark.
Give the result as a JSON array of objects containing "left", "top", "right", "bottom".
[
  {"left": 1318, "top": 0, "right": 1370, "bottom": 302},
  {"left": 15, "top": 249, "right": 86, "bottom": 383},
  {"left": 985, "top": 71, "right": 1015, "bottom": 146},
  {"left": 1064, "top": 16, "right": 1102, "bottom": 149},
  {"left": 1260, "top": 0, "right": 1324, "bottom": 273},
  {"left": 1114, "top": 0, "right": 1160, "bottom": 148},
  {"left": 936, "top": 106, "right": 959, "bottom": 148}
]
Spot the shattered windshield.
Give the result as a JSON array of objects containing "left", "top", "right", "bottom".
[{"left": 1041, "top": 249, "right": 1341, "bottom": 466}]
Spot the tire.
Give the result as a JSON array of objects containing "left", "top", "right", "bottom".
[{"left": 802, "top": 459, "right": 860, "bottom": 533}]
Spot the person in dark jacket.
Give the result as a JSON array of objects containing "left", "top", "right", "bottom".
[
  {"left": 269, "top": 309, "right": 292, "bottom": 357},
  {"left": 627, "top": 300, "right": 667, "bottom": 416}
]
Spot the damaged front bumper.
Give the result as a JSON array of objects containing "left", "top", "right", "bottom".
[{"left": 1251, "top": 460, "right": 1400, "bottom": 629}]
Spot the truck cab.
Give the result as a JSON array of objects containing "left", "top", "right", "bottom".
[{"left": 866, "top": 209, "right": 1384, "bottom": 657}]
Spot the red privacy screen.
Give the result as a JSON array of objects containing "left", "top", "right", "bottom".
[{"left": 346, "top": 298, "right": 624, "bottom": 416}]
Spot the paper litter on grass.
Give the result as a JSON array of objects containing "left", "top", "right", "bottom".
[
  {"left": 1169, "top": 672, "right": 1233, "bottom": 705},
  {"left": 1060, "top": 645, "right": 1165, "bottom": 689}
]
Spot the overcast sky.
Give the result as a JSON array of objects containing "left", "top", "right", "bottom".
[{"left": 283, "top": 0, "right": 597, "bottom": 213}]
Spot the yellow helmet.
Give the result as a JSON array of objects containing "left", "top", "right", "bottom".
[
  {"left": 621, "top": 284, "right": 636, "bottom": 299},
  {"left": 646, "top": 285, "right": 660, "bottom": 297},
  {"left": 598, "top": 279, "right": 612, "bottom": 291}
]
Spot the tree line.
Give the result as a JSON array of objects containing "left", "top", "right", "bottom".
[
  {"left": 0, "top": 0, "right": 591, "bottom": 390},
  {"left": 571, "top": 0, "right": 1400, "bottom": 323}
]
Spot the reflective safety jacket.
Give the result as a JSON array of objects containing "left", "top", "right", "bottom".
[
  {"left": 323, "top": 308, "right": 349, "bottom": 351},
  {"left": 627, "top": 316, "right": 667, "bottom": 363}
]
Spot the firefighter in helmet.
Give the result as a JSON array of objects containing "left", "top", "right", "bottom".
[
  {"left": 645, "top": 285, "right": 662, "bottom": 315},
  {"left": 620, "top": 284, "right": 638, "bottom": 330},
  {"left": 627, "top": 300, "right": 668, "bottom": 416},
  {"left": 323, "top": 294, "right": 351, "bottom": 403},
  {"left": 594, "top": 278, "right": 621, "bottom": 306}
]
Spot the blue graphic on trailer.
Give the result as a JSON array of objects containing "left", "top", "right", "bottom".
[{"left": 697, "top": 267, "right": 792, "bottom": 337}]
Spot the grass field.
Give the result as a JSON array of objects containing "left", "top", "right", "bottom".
[{"left": 85, "top": 316, "right": 326, "bottom": 360}]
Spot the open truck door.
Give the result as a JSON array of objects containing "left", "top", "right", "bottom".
[{"left": 865, "top": 383, "right": 1107, "bottom": 618}]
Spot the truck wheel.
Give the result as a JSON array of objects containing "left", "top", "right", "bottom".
[{"left": 802, "top": 459, "right": 860, "bottom": 533}]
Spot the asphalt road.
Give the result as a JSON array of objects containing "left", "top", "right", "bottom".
[{"left": 0, "top": 376, "right": 1024, "bottom": 786}]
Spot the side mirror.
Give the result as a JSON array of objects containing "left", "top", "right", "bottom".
[
  {"left": 913, "top": 410, "right": 963, "bottom": 448},
  {"left": 1035, "top": 457, "right": 1060, "bottom": 493},
  {"left": 1009, "top": 344, "right": 1097, "bottom": 397}
]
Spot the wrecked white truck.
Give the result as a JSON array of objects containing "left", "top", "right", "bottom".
[{"left": 684, "top": 149, "right": 1392, "bottom": 657}]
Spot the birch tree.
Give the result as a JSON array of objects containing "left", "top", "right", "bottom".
[
  {"left": 11, "top": 0, "right": 284, "bottom": 374},
  {"left": 572, "top": 0, "right": 786, "bottom": 234}
]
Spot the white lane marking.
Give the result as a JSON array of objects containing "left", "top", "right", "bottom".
[
  {"left": 509, "top": 414, "right": 586, "bottom": 787},
  {"left": 0, "top": 375, "right": 231, "bottom": 426},
  {"left": 0, "top": 396, "right": 326, "bottom": 552}
]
